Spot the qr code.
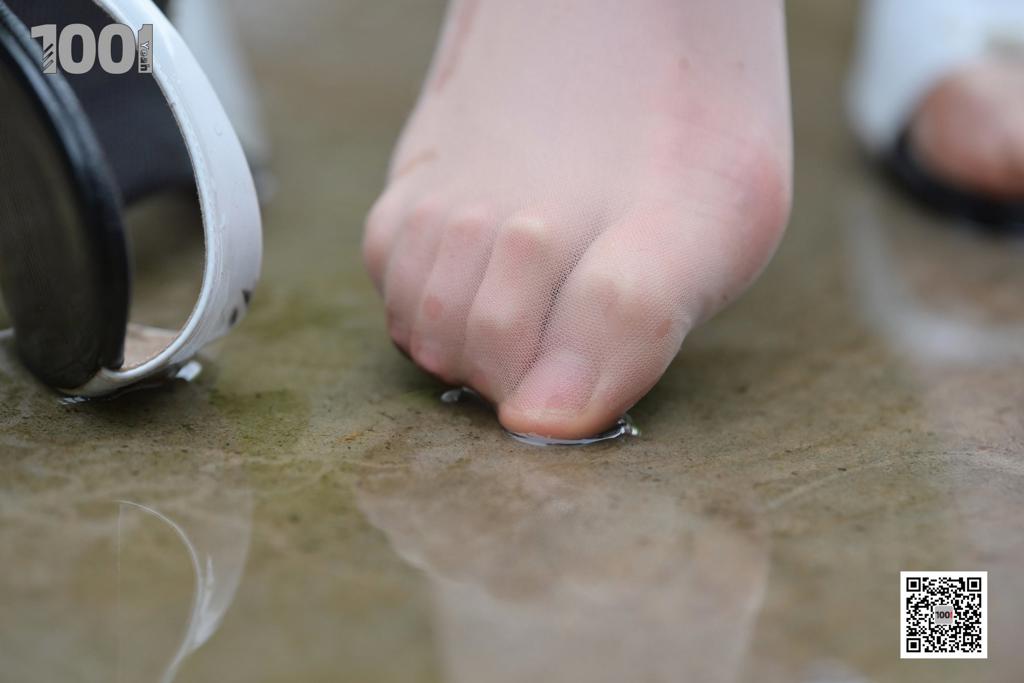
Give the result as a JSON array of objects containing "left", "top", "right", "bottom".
[{"left": 901, "top": 571, "right": 987, "bottom": 659}]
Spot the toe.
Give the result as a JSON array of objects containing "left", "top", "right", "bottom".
[
  {"left": 462, "top": 212, "right": 593, "bottom": 402},
  {"left": 499, "top": 196, "right": 783, "bottom": 439},
  {"left": 409, "top": 205, "right": 497, "bottom": 382},
  {"left": 381, "top": 198, "right": 447, "bottom": 350},
  {"left": 363, "top": 189, "right": 409, "bottom": 292},
  {"left": 498, "top": 225, "right": 686, "bottom": 439}
]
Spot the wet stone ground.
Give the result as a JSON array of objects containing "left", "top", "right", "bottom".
[{"left": 1, "top": 1, "right": 1023, "bottom": 682}]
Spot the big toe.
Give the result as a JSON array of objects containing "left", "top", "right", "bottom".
[{"left": 498, "top": 201, "right": 778, "bottom": 440}]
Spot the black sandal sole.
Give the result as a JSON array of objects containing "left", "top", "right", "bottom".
[
  {"left": 0, "top": 1, "right": 130, "bottom": 389},
  {"left": 884, "top": 129, "right": 1024, "bottom": 233}
]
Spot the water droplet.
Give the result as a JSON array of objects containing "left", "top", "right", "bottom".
[
  {"left": 507, "top": 414, "right": 640, "bottom": 447},
  {"left": 174, "top": 360, "right": 203, "bottom": 383},
  {"left": 440, "top": 387, "right": 470, "bottom": 404},
  {"left": 57, "top": 360, "right": 204, "bottom": 405}
]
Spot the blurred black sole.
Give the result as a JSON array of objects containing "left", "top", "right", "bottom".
[
  {"left": 0, "top": 0, "right": 131, "bottom": 389},
  {"left": 884, "top": 129, "right": 1024, "bottom": 233}
]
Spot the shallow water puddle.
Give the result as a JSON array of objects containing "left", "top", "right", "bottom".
[{"left": 441, "top": 386, "right": 640, "bottom": 446}]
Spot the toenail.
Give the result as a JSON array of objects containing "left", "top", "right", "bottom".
[
  {"left": 411, "top": 339, "right": 447, "bottom": 377},
  {"left": 407, "top": 199, "right": 445, "bottom": 230},
  {"left": 386, "top": 311, "right": 409, "bottom": 345},
  {"left": 655, "top": 319, "right": 673, "bottom": 339},
  {"left": 514, "top": 350, "right": 598, "bottom": 417},
  {"left": 422, "top": 295, "right": 444, "bottom": 321},
  {"left": 499, "top": 217, "right": 551, "bottom": 256}
]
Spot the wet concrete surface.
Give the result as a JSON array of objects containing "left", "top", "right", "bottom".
[{"left": 2, "top": 1, "right": 1024, "bottom": 681}]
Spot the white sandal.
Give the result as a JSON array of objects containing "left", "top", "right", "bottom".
[
  {"left": 0, "top": 0, "right": 262, "bottom": 395},
  {"left": 847, "top": 0, "right": 1024, "bottom": 228}
]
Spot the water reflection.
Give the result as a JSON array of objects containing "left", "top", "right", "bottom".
[
  {"left": 357, "top": 452, "right": 769, "bottom": 683},
  {"left": 844, "top": 182, "right": 1024, "bottom": 668},
  {"left": 844, "top": 189, "right": 1024, "bottom": 364},
  {"left": 115, "top": 493, "right": 251, "bottom": 683},
  {"left": 0, "top": 447, "right": 252, "bottom": 683}
]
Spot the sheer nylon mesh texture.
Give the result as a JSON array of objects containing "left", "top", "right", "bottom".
[{"left": 364, "top": 0, "right": 791, "bottom": 434}]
